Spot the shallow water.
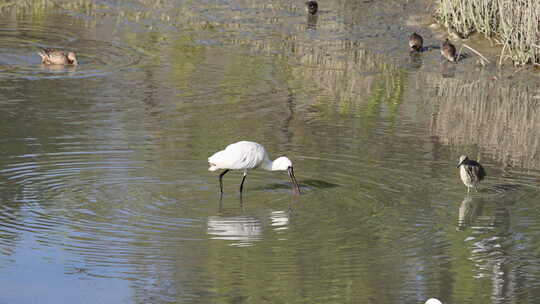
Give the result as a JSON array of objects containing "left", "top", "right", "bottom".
[{"left": 1, "top": 1, "right": 540, "bottom": 303}]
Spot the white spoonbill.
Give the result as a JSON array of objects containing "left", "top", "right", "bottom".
[
  {"left": 425, "top": 298, "right": 443, "bottom": 304},
  {"left": 208, "top": 141, "right": 300, "bottom": 195}
]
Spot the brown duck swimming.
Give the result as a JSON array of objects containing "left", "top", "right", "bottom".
[
  {"left": 441, "top": 39, "right": 457, "bottom": 62},
  {"left": 38, "top": 48, "right": 78, "bottom": 65},
  {"left": 409, "top": 32, "right": 423, "bottom": 52}
]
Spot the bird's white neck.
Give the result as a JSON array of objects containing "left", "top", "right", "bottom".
[{"left": 261, "top": 158, "right": 278, "bottom": 171}]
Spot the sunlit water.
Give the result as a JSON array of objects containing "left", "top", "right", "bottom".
[{"left": 1, "top": 1, "right": 539, "bottom": 303}]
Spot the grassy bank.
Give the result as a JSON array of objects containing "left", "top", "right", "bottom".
[{"left": 437, "top": 0, "right": 539, "bottom": 66}]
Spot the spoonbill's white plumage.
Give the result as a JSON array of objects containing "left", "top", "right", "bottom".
[
  {"left": 425, "top": 298, "right": 443, "bottom": 304},
  {"left": 208, "top": 141, "right": 300, "bottom": 195}
]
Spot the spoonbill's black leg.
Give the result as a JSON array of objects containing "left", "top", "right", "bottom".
[
  {"left": 239, "top": 171, "right": 247, "bottom": 194},
  {"left": 219, "top": 169, "right": 230, "bottom": 194}
]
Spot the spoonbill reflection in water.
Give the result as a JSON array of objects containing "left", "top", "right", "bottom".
[{"left": 208, "top": 141, "right": 301, "bottom": 195}]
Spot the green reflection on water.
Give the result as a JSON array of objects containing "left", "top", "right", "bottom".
[{"left": 1, "top": 1, "right": 540, "bottom": 304}]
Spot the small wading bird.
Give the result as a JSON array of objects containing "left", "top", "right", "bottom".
[
  {"left": 457, "top": 155, "right": 486, "bottom": 193},
  {"left": 409, "top": 32, "right": 423, "bottom": 52},
  {"left": 441, "top": 39, "right": 457, "bottom": 62},
  {"left": 208, "top": 141, "right": 301, "bottom": 195},
  {"left": 425, "top": 299, "right": 443, "bottom": 304},
  {"left": 306, "top": 0, "right": 318, "bottom": 15},
  {"left": 38, "top": 48, "right": 78, "bottom": 65}
]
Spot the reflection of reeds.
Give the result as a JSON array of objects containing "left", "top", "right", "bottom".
[
  {"left": 4, "top": 0, "right": 196, "bottom": 27},
  {"left": 425, "top": 76, "right": 540, "bottom": 169},
  {"left": 8, "top": 0, "right": 404, "bottom": 115},
  {"left": 238, "top": 37, "right": 403, "bottom": 117},
  {"left": 437, "top": 0, "right": 540, "bottom": 65}
]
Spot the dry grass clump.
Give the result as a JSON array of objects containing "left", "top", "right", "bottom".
[{"left": 437, "top": 0, "right": 540, "bottom": 65}]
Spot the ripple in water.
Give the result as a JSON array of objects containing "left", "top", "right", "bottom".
[
  {"left": 0, "top": 160, "right": 202, "bottom": 279},
  {"left": 0, "top": 150, "right": 142, "bottom": 197},
  {"left": 0, "top": 24, "right": 143, "bottom": 80}
]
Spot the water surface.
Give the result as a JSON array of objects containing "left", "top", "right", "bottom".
[{"left": 1, "top": 1, "right": 540, "bottom": 303}]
